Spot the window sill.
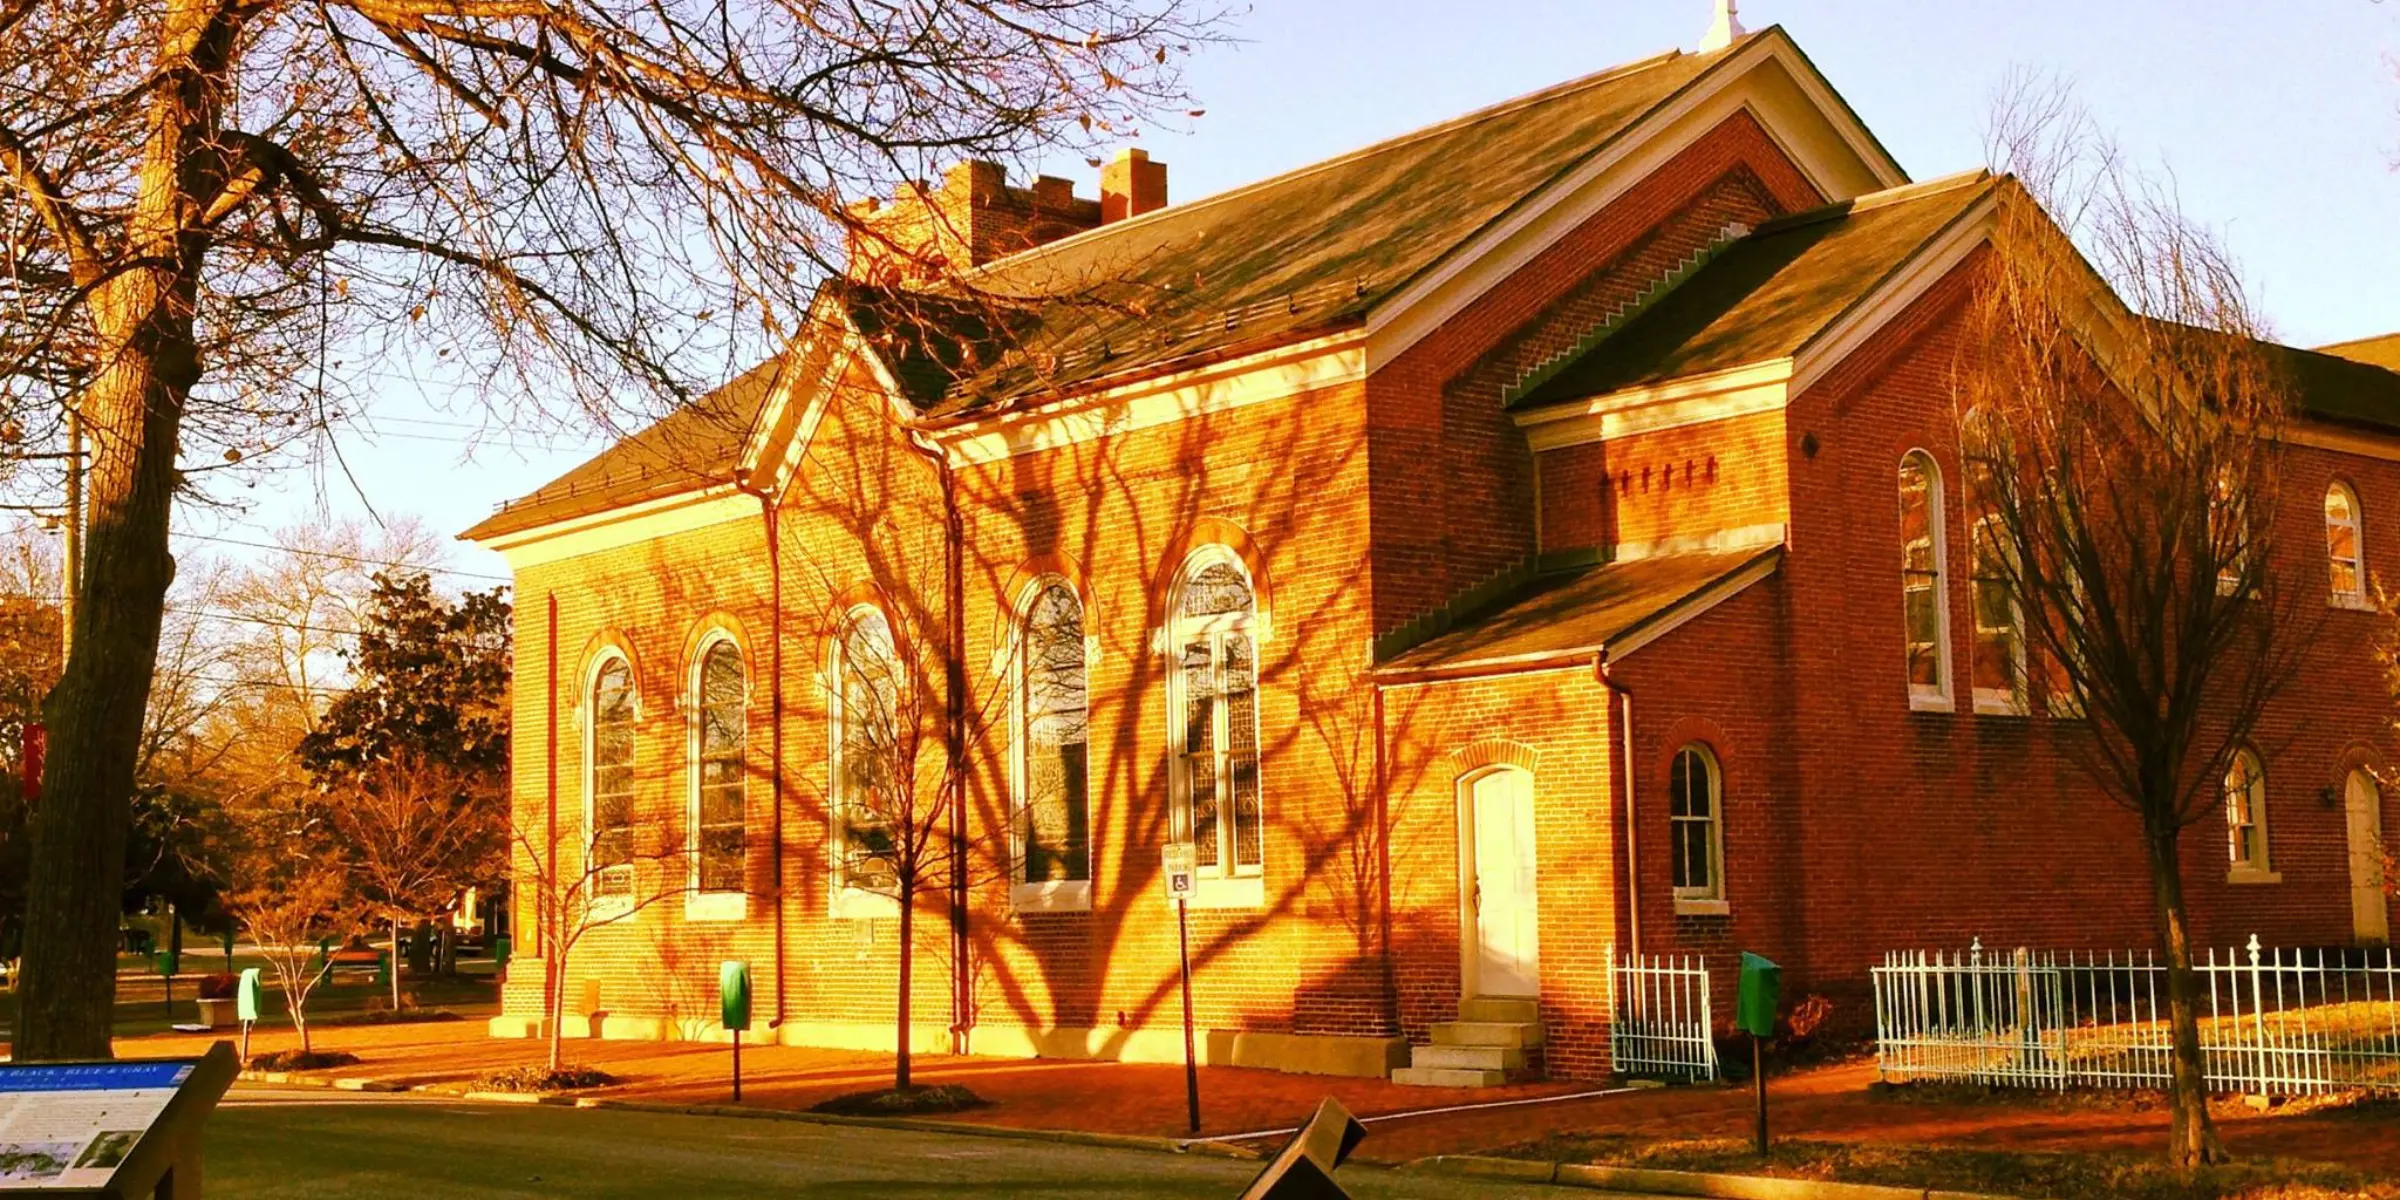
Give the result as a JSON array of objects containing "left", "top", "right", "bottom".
[
  {"left": 830, "top": 886, "right": 899, "bottom": 921},
  {"left": 1973, "top": 692, "right": 2028, "bottom": 717},
  {"left": 1171, "top": 874, "right": 1264, "bottom": 910},
  {"left": 2226, "top": 867, "right": 2281, "bottom": 886},
  {"left": 685, "top": 892, "right": 748, "bottom": 923},
  {"left": 1012, "top": 880, "right": 1093, "bottom": 913},
  {"left": 1908, "top": 691, "right": 1955, "bottom": 714},
  {"left": 2330, "top": 595, "right": 2377, "bottom": 613},
  {"left": 1673, "top": 897, "right": 1730, "bottom": 917},
  {"left": 587, "top": 897, "right": 635, "bottom": 926}
]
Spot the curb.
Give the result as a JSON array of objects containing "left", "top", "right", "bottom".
[
  {"left": 572, "top": 1097, "right": 1261, "bottom": 1159},
  {"left": 236, "top": 1070, "right": 407, "bottom": 1093},
  {"left": 1407, "top": 1156, "right": 2018, "bottom": 1200}
]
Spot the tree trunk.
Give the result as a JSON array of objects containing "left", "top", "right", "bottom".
[
  {"left": 2145, "top": 819, "right": 2227, "bottom": 1167},
  {"left": 391, "top": 917, "right": 404, "bottom": 1013},
  {"left": 895, "top": 898, "right": 913, "bottom": 1092},
  {"left": 546, "top": 936, "right": 566, "bottom": 1073},
  {"left": 14, "top": 0, "right": 233, "bottom": 1063}
]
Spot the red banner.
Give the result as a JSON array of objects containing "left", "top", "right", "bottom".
[{"left": 21, "top": 721, "right": 43, "bottom": 803}]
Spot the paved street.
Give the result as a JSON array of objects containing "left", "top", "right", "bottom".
[{"left": 207, "top": 1088, "right": 1589, "bottom": 1198}]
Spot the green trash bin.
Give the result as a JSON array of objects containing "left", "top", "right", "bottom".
[
  {"left": 492, "top": 935, "right": 512, "bottom": 970},
  {"left": 375, "top": 950, "right": 391, "bottom": 988},
  {"left": 1736, "top": 952, "right": 1781, "bottom": 1038},
  {"left": 154, "top": 948, "right": 180, "bottom": 978}
]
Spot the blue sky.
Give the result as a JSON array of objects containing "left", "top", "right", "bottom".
[{"left": 204, "top": 0, "right": 2400, "bottom": 584}]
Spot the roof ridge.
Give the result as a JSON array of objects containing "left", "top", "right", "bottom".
[
  {"left": 2317, "top": 331, "right": 2400, "bottom": 353},
  {"left": 1749, "top": 168, "right": 1992, "bottom": 236},
  {"left": 964, "top": 42, "right": 1724, "bottom": 279}
]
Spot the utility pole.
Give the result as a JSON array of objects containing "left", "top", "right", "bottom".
[{"left": 59, "top": 402, "right": 81, "bottom": 660}]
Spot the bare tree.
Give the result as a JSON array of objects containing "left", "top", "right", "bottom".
[
  {"left": 0, "top": 0, "right": 1221, "bottom": 1061},
  {"left": 509, "top": 818, "right": 690, "bottom": 1074},
  {"left": 1958, "top": 78, "right": 2315, "bottom": 1167},
  {"left": 325, "top": 749, "right": 503, "bottom": 1012},
  {"left": 211, "top": 794, "right": 356, "bottom": 1057}
]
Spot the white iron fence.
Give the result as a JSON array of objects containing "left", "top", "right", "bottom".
[
  {"left": 1873, "top": 935, "right": 2400, "bottom": 1095},
  {"left": 1608, "top": 948, "right": 1719, "bottom": 1081}
]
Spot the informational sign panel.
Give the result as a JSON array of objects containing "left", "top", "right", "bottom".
[
  {"left": 0, "top": 1062, "right": 190, "bottom": 1188},
  {"left": 0, "top": 1044, "right": 236, "bottom": 1196},
  {"left": 1161, "top": 842, "right": 1197, "bottom": 900}
]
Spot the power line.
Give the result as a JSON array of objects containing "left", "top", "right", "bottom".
[{"left": 172, "top": 531, "right": 509, "bottom": 583}]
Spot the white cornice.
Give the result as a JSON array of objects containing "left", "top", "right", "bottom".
[
  {"left": 1364, "top": 32, "right": 1907, "bottom": 375},
  {"left": 926, "top": 331, "right": 1366, "bottom": 466},
  {"left": 1511, "top": 359, "right": 1792, "bottom": 451},
  {"left": 479, "top": 485, "right": 757, "bottom": 571}
]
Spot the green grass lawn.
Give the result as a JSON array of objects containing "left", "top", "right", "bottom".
[
  {"left": 0, "top": 969, "right": 499, "bottom": 1041},
  {"left": 1497, "top": 1131, "right": 2400, "bottom": 1200}
]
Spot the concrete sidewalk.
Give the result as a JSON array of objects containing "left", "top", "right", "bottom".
[{"left": 102, "top": 1021, "right": 2400, "bottom": 1175}]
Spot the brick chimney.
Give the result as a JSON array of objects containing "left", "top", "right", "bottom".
[
  {"left": 1101, "top": 148, "right": 1168, "bottom": 223},
  {"left": 846, "top": 159, "right": 1103, "bottom": 285}
]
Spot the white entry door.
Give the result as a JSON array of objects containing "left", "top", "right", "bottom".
[
  {"left": 1469, "top": 768, "right": 1541, "bottom": 997},
  {"left": 2347, "top": 770, "right": 2391, "bottom": 944}
]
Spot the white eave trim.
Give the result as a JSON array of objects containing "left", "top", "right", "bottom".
[
  {"left": 1787, "top": 185, "right": 1997, "bottom": 396},
  {"left": 1364, "top": 31, "right": 1907, "bottom": 374},
  {"left": 472, "top": 483, "right": 755, "bottom": 570},
  {"left": 925, "top": 330, "right": 1366, "bottom": 466},
  {"left": 1511, "top": 359, "right": 1792, "bottom": 451}
]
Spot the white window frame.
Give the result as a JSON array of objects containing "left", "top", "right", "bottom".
[
  {"left": 1969, "top": 510, "right": 2029, "bottom": 716},
  {"left": 1162, "top": 546, "right": 1266, "bottom": 910},
  {"left": 685, "top": 632, "right": 748, "bottom": 922},
  {"left": 1668, "top": 745, "right": 1728, "bottom": 916},
  {"left": 2224, "top": 748, "right": 2279, "bottom": 884},
  {"left": 2327, "top": 481, "right": 2369, "bottom": 610},
  {"left": 1899, "top": 451, "right": 1954, "bottom": 712},
  {"left": 582, "top": 650, "right": 638, "bottom": 923},
  {"left": 829, "top": 605, "right": 902, "bottom": 921},
  {"left": 1010, "top": 578, "right": 1094, "bottom": 913}
]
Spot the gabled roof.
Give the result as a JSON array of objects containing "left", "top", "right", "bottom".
[
  {"left": 458, "top": 357, "right": 789, "bottom": 543},
  {"left": 1375, "top": 545, "right": 1781, "bottom": 677},
  {"left": 2262, "top": 338, "right": 2400, "bottom": 434},
  {"left": 1512, "top": 172, "right": 1995, "bottom": 408},
  {"left": 864, "top": 41, "right": 1744, "bottom": 417},
  {"left": 2318, "top": 332, "right": 2400, "bottom": 373}
]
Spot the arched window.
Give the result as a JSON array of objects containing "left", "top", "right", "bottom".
[
  {"left": 1171, "top": 551, "right": 1262, "bottom": 880},
  {"left": 832, "top": 607, "right": 902, "bottom": 900},
  {"left": 586, "top": 653, "right": 637, "bottom": 902},
  {"left": 1668, "top": 745, "right": 1724, "bottom": 906},
  {"left": 1969, "top": 509, "right": 2025, "bottom": 711},
  {"left": 2327, "top": 482, "right": 2366, "bottom": 606},
  {"left": 1016, "top": 582, "right": 1090, "bottom": 898},
  {"left": 1898, "top": 452, "right": 1951, "bottom": 706},
  {"left": 2224, "top": 749, "right": 2271, "bottom": 876},
  {"left": 691, "top": 637, "right": 746, "bottom": 897}
]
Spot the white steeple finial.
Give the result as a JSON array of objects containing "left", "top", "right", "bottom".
[{"left": 1699, "top": 0, "right": 1746, "bottom": 52}]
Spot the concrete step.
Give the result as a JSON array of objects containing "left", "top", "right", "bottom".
[
  {"left": 1390, "top": 1066, "right": 1509, "bottom": 1088},
  {"left": 1409, "top": 1044, "right": 1525, "bottom": 1072},
  {"left": 1431, "top": 1020, "right": 1544, "bottom": 1049},
  {"left": 1458, "top": 997, "right": 1540, "bottom": 1024}
]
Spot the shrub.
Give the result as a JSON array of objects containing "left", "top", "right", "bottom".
[
  {"left": 246, "top": 1049, "right": 361, "bottom": 1072},
  {"left": 473, "top": 1064, "right": 618, "bottom": 1093},
  {"left": 196, "top": 973, "right": 239, "bottom": 1000},
  {"left": 1783, "top": 994, "right": 1835, "bottom": 1044},
  {"left": 809, "top": 1084, "right": 986, "bottom": 1117}
]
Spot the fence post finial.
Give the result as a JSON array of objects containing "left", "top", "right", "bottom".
[
  {"left": 1970, "top": 936, "right": 1983, "bottom": 965},
  {"left": 2246, "top": 933, "right": 2262, "bottom": 966}
]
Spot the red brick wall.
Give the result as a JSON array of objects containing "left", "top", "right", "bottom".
[
  {"left": 1538, "top": 409, "right": 1790, "bottom": 554},
  {"left": 1368, "top": 110, "right": 1824, "bottom": 634}
]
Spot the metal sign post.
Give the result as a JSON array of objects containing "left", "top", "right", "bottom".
[
  {"left": 720, "top": 960, "right": 752, "bottom": 1103},
  {"left": 1161, "top": 842, "right": 1200, "bottom": 1135},
  {"left": 1736, "top": 952, "right": 1782, "bottom": 1156}
]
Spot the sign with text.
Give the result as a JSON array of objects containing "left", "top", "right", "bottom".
[
  {"left": 0, "top": 1043, "right": 236, "bottom": 1196},
  {"left": 1161, "top": 842, "right": 1197, "bottom": 900},
  {"left": 0, "top": 1061, "right": 186, "bottom": 1190}
]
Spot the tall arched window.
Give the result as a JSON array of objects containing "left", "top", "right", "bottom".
[
  {"left": 833, "top": 607, "right": 902, "bottom": 901},
  {"left": 1898, "top": 452, "right": 1951, "bottom": 707},
  {"left": 1969, "top": 509, "right": 2025, "bottom": 711},
  {"left": 1668, "top": 745, "right": 1724, "bottom": 907},
  {"left": 1016, "top": 582, "right": 1090, "bottom": 900},
  {"left": 2224, "top": 748, "right": 2271, "bottom": 876},
  {"left": 691, "top": 637, "right": 746, "bottom": 897},
  {"left": 2327, "top": 482, "right": 2366, "bottom": 606},
  {"left": 1171, "top": 551, "right": 1262, "bottom": 880},
  {"left": 586, "top": 653, "right": 637, "bottom": 903}
]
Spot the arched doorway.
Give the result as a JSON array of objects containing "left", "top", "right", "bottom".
[
  {"left": 2346, "top": 769, "right": 2390, "bottom": 944},
  {"left": 1459, "top": 767, "right": 1540, "bottom": 998}
]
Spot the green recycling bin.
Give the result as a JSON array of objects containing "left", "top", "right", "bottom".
[
  {"left": 492, "top": 935, "right": 512, "bottom": 970},
  {"left": 375, "top": 950, "right": 391, "bottom": 988},
  {"left": 1736, "top": 951, "right": 1781, "bottom": 1038},
  {"left": 236, "top": 968, "right": 263, "bottom": 1023},
  {"left": 720, "top": 961, "right": 752, "bottom": 1032},
  {"left": 154, "top": 948, "right": 180, "bottom": 978}
]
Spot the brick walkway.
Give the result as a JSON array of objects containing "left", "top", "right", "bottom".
[{"left": 95, "top": 1022, "right": 2400, "bottom": 1173}]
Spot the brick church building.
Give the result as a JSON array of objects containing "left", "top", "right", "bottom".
[{"left": 464, "top": 18, "right": 2399, "bottom": 1084}]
